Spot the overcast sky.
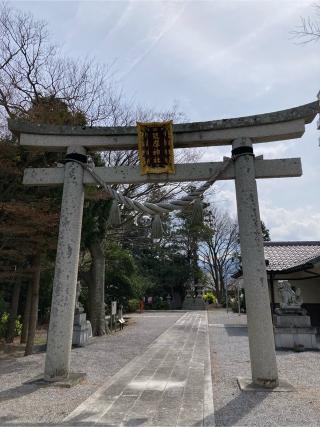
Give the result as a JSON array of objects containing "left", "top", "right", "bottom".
[{"left": 13, "top": 0, "right": 320, "bottom": 241}]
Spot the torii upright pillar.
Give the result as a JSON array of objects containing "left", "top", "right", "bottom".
[
  {"left": 44, "top": 146, "right": 86, "bottom": 381},
  {"left": 233, "top": 138, "right": 278, "bottom": 387}
]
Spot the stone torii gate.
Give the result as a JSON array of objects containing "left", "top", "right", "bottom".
[{"left": 9, "top": 100, "right": 319, "bottom": 389}]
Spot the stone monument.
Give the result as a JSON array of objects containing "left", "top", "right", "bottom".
[
  {"left": 182, "top": 282, "right": 206, "bottom": 310},
  {"left": 72, "top": 281, "right": 91, "bottom": 347},
  {"left": 273, "top": 280, "right": 319, "bottom": 350}
]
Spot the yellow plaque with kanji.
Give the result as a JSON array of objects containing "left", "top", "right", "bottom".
[{"left": 137, "top": 121, "right": 175, "bottom": 175}]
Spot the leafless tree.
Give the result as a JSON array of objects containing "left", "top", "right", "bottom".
[
  {"left": 199, "top": 207, "right": 239, "bottom": 302},
  {"left": 0, "top": 2, "right": 122, "bottom": 132},
  {"left": 0, "top": 2, "right": 203, "bottom": 338},
  {"left": 292, "top": 4, "right": 320, "bottom": 43}
]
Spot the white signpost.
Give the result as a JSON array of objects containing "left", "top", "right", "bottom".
[
  {"left": 111, "top": 301, "right": 117, "bottom": 315},
  {"left": 111, "top": 301, "right": 117, "bottom": 333},
  {"left": 9, "top": 100, "right": 319, "bottom": 389}
]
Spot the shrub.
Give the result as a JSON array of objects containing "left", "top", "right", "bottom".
[
  {"left": 152, "top": 299, "right": 169, "bottom": 310},
  {"left": 127, "top": 298, "right": 140, "bottom": 313},
  {"left": 229, "top": 292, "right": 246, "bottom": 313},
  {"left": 0, "top": 313, "right": 23, "bottom": 339},
  {"left": 15, "top": 315, "right": 23, "bottom": 336},
  {"left": 0, "top": 312, "right": 9, "bottom": 338},
  {"left": 203, "top": 291, "right": 217, "bottom": 305}
]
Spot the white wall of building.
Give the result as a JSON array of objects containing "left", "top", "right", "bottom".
[{"left": 271, "top": 268, "right": 320, "bottom": 304}]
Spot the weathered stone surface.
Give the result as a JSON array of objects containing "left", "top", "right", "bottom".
[
  {"left": 17, "top": 119, "right": 306, "bottom": 150},
  {"left": 24, "top": 372, "right": 87, "bottom": 388},
  {"left": 64, "top": 312, "right": 214, "bottom": 426},
  {"left": 237, "top": 377, "right": 295, "bottom": 392},
  {"left": 273, "top": 314, "right": 311, "bottom": 328},
  {"left": 233, "top": 138, "right": 279, "bottom": 387},
  {"left": 44, "top": 146, "right": 86, "bottom": 381},
  {"left": 23, "top": 158, "right": 302, "bottom": 186},
  {"left": 9, "top": 101, "right": 319, "bottom": 151},
  {"left": 72, "top": 313, "right": 90, "bottom": 347},
  {"left": 182, "top": 295, "right": 206, "bottom": 310},
  {"left": 9, "top": 100, "right": 319, "bottom": 136},
  {"left": 274, "top": 326, "right": 320, "bottom": 350}
]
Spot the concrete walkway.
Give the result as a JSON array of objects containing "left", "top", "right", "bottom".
[{"left": 64, "top": 312, "right": 214, "bottom": 426}]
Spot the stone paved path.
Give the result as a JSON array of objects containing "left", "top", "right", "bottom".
[{"left": 64, "top": 312, "right": 214, "bottom": 426}]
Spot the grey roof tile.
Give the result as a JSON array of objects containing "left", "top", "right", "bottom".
[{"left": 264, "top": 241, "right": 320, "bottom": 272}]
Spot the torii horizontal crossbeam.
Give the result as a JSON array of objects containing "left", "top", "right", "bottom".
[
  {"left": 8, "top": 101, "right": 319, "bottom": 151},
  {"left": 23, "top": 158, "right": 302, "bottom": 186}
]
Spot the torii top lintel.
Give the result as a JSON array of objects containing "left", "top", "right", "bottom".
[{"left": 8, "top": 101, "right": 319, "bottom": 152}]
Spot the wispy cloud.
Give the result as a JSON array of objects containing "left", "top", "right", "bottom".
[
  {"left": 117, "top": 2, "right": 187, "bottom": 80},
  {"left": 12, "top": 0, "right": 320, "bottom": 242}
]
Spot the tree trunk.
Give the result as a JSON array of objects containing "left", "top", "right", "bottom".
[
  {"left": 24, "top": 253, "right": 41, "bottom": 356},
  {"left": 212, "top": 265, "right": 219, "bottom": 299},
  {"left": 219, "top": 267, "right": 225, "bottom": 302},
  {"left": 215, "top": 266, "right": 226, "bottom": 304},
  {"left": 5, "top": 280, "right": 21, "bottom": 343},
  {"left": 79, "top": 270, "right": 92, "bottom": 314},
  {"left": 21, "top": 282, "right": 32, "bottom": 344},
  {"left": 89, "top": 240, "right": 106, "bottom": 336},
  {"left": 216, "top": 283, "right": 224, "bottom": 304}
]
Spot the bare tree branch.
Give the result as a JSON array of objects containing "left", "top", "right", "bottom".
[
  {"left": 291, "top": 4, "right": 320, "bottom": 43},
  {"left": 199, "top": 207, "right": 239, "bottom": 301}
]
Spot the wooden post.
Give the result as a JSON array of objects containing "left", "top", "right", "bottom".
[
  {"left": 21, "top": 282, "right": 32, "bottom": 344},
  {"left": 6, "top": 279, "right": 21, "bottom": 343},
  {"left": 25, "top": 253, "right": 41, "bottom": 356}
]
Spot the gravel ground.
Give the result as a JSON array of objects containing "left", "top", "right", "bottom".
[
  {"left": 0, "top": 312, "right": 183, "bottom": 425},
  {"left": 208, "top": 309, "right": 320, "bottom": 426},
  {"left": 2, "top": 309, "right": 320, "bottom": 426}
]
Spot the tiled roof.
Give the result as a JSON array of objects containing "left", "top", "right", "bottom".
[{"left": 264, "top": 241, "right": 320, "bottom": 273}]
